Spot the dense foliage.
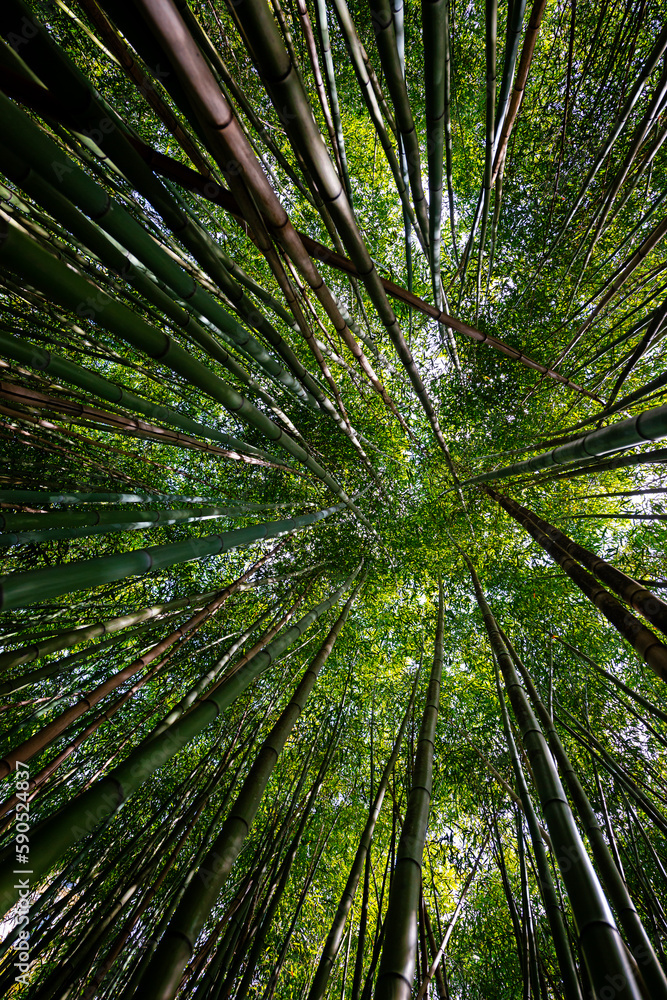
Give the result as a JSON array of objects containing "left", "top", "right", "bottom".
[{"left": 0, "top": 0, "right": 665, "bottom": 997}]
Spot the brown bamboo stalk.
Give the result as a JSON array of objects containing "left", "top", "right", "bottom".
[
  {"left": 0, "top": 382, "right": 282, "bottom": 468},
  {"left": 135, "top": 0, "right": 395, "bottom": 425},
  {"left": 0, "top": 69, "right": 600, "bottom": 403},
  {"left": 0, "top": 569, "right": 270, "bottom": 778},
  {"left": 487, "top": 487, "right": 667, "bottom": 682},
  {"left": 491, "top": 0, "right": 549, "bottom": 185},
  {"left": 77, "top": 0, "right": 212, "bottom": 175},
  {"left": 490, "top": 492, "right": 667, "bottom": 639}
]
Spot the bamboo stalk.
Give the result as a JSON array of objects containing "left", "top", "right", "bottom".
[
  {"left": 0, "top": 330, "right": 285, "bottom": 470},
  {"left": 375, "top": 580, "right": 444, "bottom": 998},
  {"left": 421, "top": 0, "right": 446, "bottom": 302},
  {"left": 0, "top": 503, "right": 345, "bottom": 611},
  {"left": 490, "top": 0, "right": 549, "bottom": 184},
  {"left": 500, "top": 628, "right": 667, "bottom": 999},
  {"left": 368, "top": 0, "right": 430, "bottom": 250},
  {"left": 487, "top": 488, "right": 667, "bottom": 682},
  {"left": 137, "top": 573, "right": 364, "bottom": 1000},
  {"left": 313, "top": 0, "right": 353, "bottom": 206},
  {"left": 473, "top": 0, "right": 497, "bottom": 321},
  {"left": 330, "top": 0, "right": 425, "bottom": 251},
  {"left": 79, "top": 0, "right": 212, "bottom": 175},
  {"left": 490, "top": 493, "right": 667, "bottom": 639},
  {"left": 0, "top": 215, "right": 373, "bottom": 526},
  {"left": 308, "top": 663, "right": 421, "bottom": 1000},
  {"left": 456, "top": 404, "right": 667, "bottom": 487},
  {"left": 0, "top": 580, "right": 281, "bottom": 779},
  {"left": 220, "top": 0, "right": 453, "bottom": 454},
  {"left": 132, "top": 0, "right": 406, "bottom": 452},
  {"left": 465, "top": 555, "right": 642, "bottom": 1000},
  {"left": 0, "top": 566, "right": 362, "bottom": 915},
  {"left": 0, "top": 94, "right": 320, "bottom": 412}
]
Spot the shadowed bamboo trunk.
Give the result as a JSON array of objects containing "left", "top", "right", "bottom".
[
  {"left": 487, "top": 488, "right": 667, "bottom": 681},
  {"left": 499, "top": 628, "right": 667, "bottom": 999},
  {"left": 464, "top": 553, "right": 643, "bottom": 1000},
  {"left": 135, "top": 570, "right": 364, "bottom": 999},
  {"left": 491, "top": 0, "right": 548, "bottom": 184},
  {"left": 308, "top": 662, "right": 422, "bottom": 1000},
  {"left": 421, "top": 0, "right": 448, "bottom": 300},
  {"left": 374, "top": 579, "right": 444, "bottom": 999},
  {"left": 493, "top": 656, "right": 583, "bottom": 1000},
  {"left": 0, "top": 503, "right": 346, "bottom": 612},
  {"left": 455, "top": 404, "right": 667, "bottom": 488},
  {"left": 488, "top": 490, "right": 667, "bottom": 637},
  {"left": 0, "top": 565, "right": 362, "bottom": 913}
]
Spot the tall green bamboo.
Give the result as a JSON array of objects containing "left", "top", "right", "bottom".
[
  {"left": 0, "top": 503, "right": 345, "bottom": 611},
  {"left": 494, "top": 657, "right": 583, "bottom": 1000},
  {"left": 313, "top": 0, "right": 353, "bottom": 206},
  {"left": 138, "top": 574, "right": 363, "bottom": 999},
  {"left": 0, "top": 137, "right": 311, "bottom": 427},
  {"left": 219, "top": 0, "right": 452, "bottom": 456},
  {"left": 0, "top": 215, "right": 375, "bottom": 525},
  {"left": 374, "top": 580, "right": 444, "bottom": 999},
  {"left": 0, "top": 331, "right": 283, "bottom": 466},
  {"left": 308, "top": 663, "right": 422, "bottom": 1000},
  {"left": 115, "top": 3, "right": 406, "bottom": 464},
  {"left": 0, "top": 94, "right": 322, "bottom": 415},
  {"left": 473, "top": 0, "right": 497, "bottom": 320},
  {"left": 0, "top": 565, "right": 361, "bottom": 913},
  {"left": 0, "top": 584, "right": 224, "bottom": 675},
  {"left": 500, "top": 629, "right": 667, "bottom": 999},
  {"left": 464, "top": 554, "right": 642, "bottom": 1000},
  {"left": 0, "top": 503, "right": 304, "bottom": 547},
  {"left": 0, "top": 578, "right": 306, "bottom": 778},
  {"left": 491, "top": 0, "right": 548, "bottom": 183},
  {"left": 456, "top": 404, "right": 667, "bottom": 487},
  {"left": 329, "top": 0, "right": 426, "bottom": 254},
  {"left": 0, "top": 2, "right": 665, "bottom": 995},
  {"left": 0, "top": 13, "right": 384, "bottom": 462},
  {"left": 368, "top": 0, "right": 430, "bottom": 250},
  {"left": 421, "top": 0, "right": 446, "bottom": 304}
]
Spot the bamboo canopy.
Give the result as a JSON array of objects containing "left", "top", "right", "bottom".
[{"left": 0, "top": 0, "right": 666, "bottom": 998}]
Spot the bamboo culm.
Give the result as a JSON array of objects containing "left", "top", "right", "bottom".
[
  {"left": 0, "top": 505, "right": 345, "bottom": 611},
  {"left": 0, "top": 565, "right": 362, "bottom": 914},
  {"left": 500, "top": 629, "right": 667, "bottom": 999},
  {"left": 464, "top": 553, "right": 642, "bottom": 1000},
  {"left": 455, "top": 404, "right": 667, "bottom": 487},
  {"left": 138, "top": 573, "right": 364, "bottom": 1000},
  {"left": 487, "top": 488, "right": 667, "bottom": 682},
  {"left": 374, "top": 580, "right": 444, "bottom": 999},
  {"left": 308, "top": 662, "right": 422, "bottom": 1000},
  {"left": 488, "top": 492, "right": 667, "bottom": 639}
]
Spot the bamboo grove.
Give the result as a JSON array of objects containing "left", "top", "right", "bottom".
[{"left": 0, "top": 0, "right": 665, "bottom": 996}]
